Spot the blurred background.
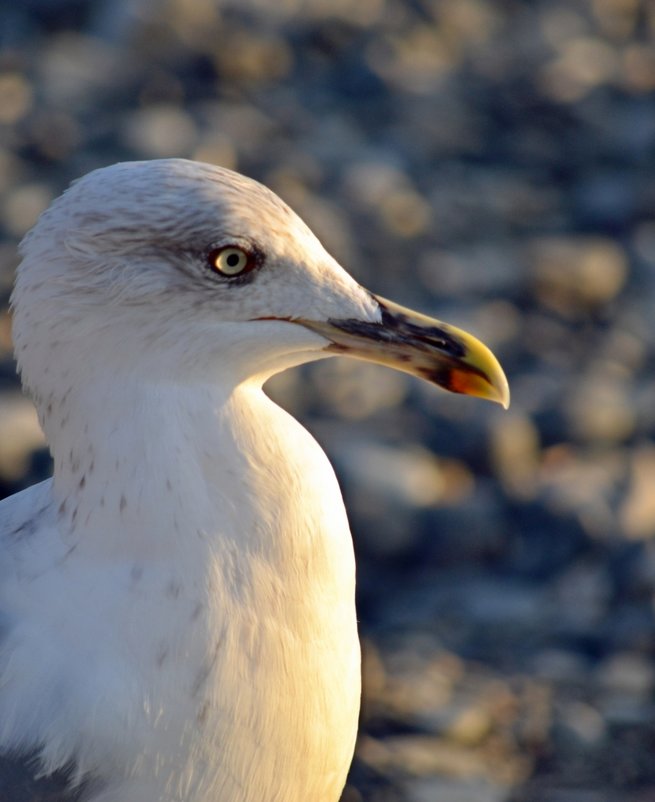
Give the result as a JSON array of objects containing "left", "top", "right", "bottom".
[{"left": 1, "top": 1, "right": 655, "bottom": 800}]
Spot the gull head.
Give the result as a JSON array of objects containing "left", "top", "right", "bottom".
[{"left": 12, "top": 158, "right": 508, "bottom": 407}]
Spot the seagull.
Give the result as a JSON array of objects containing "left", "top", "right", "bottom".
[{"left": 0, "top": 159, "right": 509, "bottom": 802}]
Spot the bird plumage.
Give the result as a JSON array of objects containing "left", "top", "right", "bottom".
[{"left": 0, "top": 159, "right": 508, "bottom": 801}]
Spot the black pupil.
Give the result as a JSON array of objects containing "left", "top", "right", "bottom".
[{"left": 226, "top": 252, "right": 241, "bottom": 268}]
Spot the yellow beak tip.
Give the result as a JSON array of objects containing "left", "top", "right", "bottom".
[
  {"left": 498, "top": 386, "right": 511, "bottom": 410},
  {"left": 481, "top": 373, "right": 510, "bottom": 410},
  {"left": 450, "top": 369, "right": 510, "bottom": 409}
]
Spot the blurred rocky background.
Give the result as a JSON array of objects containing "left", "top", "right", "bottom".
[{"left": 1, "top": 0, "right": 655, "bottom": 800}]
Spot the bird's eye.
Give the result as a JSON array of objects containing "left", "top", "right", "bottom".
[{"left": 208, "top": 247, "right": 251, "bottom": 277}]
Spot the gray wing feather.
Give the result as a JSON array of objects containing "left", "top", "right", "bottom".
[
  {"left": 0, "top": 753, "right": 90, "bottom": 802},
  {"left": 1, "top": 483, "right": 94, "bottom": 801}
]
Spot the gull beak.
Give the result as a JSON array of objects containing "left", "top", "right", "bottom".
[{"left": 295, "top": 295, "right": 510, "bottom": 408}]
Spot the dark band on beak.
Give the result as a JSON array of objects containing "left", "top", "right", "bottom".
[
  {"left": 328, "top": 301, "right": 467, "bottom": 360},
  {"left": 258, "top": 293, "right": 510, "bottom": 408}
]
